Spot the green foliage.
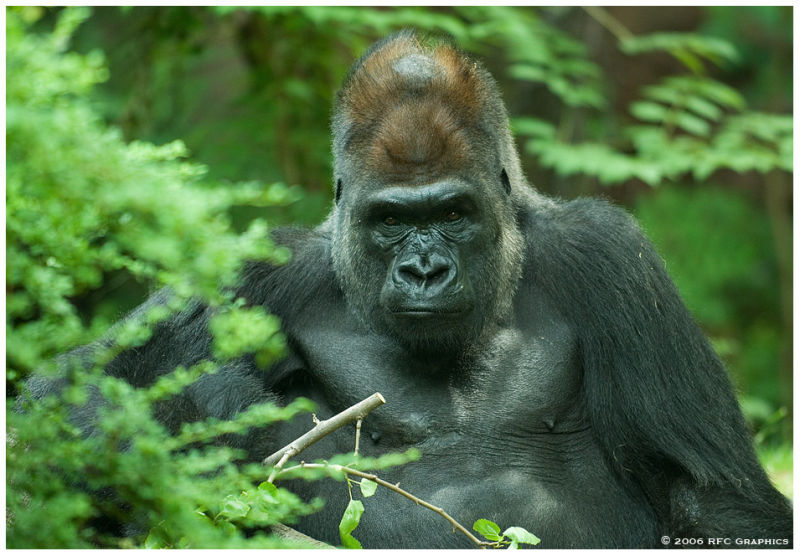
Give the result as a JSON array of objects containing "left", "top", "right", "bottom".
[
  {"left": 209, "top": 304, "right": 285, "bottom": 367},
  {"left": 7, "top": 7, "right": 330, "bottom": 548},
  {"left": 518, "top": 72, "right": 790, "bottom": 185},
  {"left": 621, "top": 32, "right": 740, "bottom": 71},
  {"left": 515, "top": 19, "right": 790, "bottom": 186},
  {"left": 635, "top": 187, "right": 776, "bottom": 328},
  {"left": 459, "top": 6, "right": 605, "bottom": 109},
  {"left": 359, "top": 479, "right": 378, "bottom": 498},
  {"left": 8, "top": 374, "right": 321, "bottom": 548},
  {"left": 473, "top": 518, "right": 503, "bottom": 541},
  {"left": 339, "top": 499, "right": 365, "bottom": 549},
  {"left": 473, "top": 519, "right": 541, "bottom": 549},
  {"left": 756, "top": 444, "right": 793, "bottom": 499},
  {"left": 7, "top": 7, "right": 304, "bottom": 380},
  {"left": 504, "top": 526, "right": 542, "bottom": 549}
]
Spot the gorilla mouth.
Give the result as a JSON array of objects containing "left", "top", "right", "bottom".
[{"left": 391, "top": 308, "right": 465, "bottom": 319}]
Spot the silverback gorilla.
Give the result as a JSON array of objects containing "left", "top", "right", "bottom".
[{"left": 33, "top": 31, "right": 792, "bottom": 548}]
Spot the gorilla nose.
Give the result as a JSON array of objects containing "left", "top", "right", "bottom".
[{"left": 395, "top": 256, "right": 455, "bottom": 292}]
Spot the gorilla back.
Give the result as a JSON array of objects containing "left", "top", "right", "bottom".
[{"left": 37, "top": 32, "right": 792, "bottom": 548}]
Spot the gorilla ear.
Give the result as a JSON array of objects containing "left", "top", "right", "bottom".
[
  {"left": 500, "top": 168, "right": 511, "bottom": 195},
  {"left": 335, "top": 178, "right": 343, "bottom": 204}
]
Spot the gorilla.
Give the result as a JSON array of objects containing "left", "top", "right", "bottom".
[{"left": 29, "top": 31, "right": 792, "bottom": 548}]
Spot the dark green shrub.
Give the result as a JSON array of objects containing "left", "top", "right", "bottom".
[{"left": 7, "top": 7, "right": 319, "bottom": 548}]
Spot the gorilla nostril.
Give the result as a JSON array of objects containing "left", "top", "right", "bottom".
[
  {"left": 398, "top": 264, "right": 426, "bottom": 286},
  {"left": 425, "top": 264, "right": 449, "bottom": 285}
]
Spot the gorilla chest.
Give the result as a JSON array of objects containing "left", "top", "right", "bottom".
[
  {"left": 287, "top": 310, "right": 585, "bottom": 457},
  {"left": 280, "top": 316, "right": 655, "bottom": 548}
]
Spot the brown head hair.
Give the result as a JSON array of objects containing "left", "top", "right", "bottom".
[{"left": 331, "top": 31, "right": 512, "bottom": 186}]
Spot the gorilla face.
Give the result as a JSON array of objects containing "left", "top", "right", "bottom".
[
  {"left": 369, "top": 181, "right": 480, "bottom": 318},
  {"left": 332, "top": 173, "right": 522, "bottom": 354},
  {"left": 363, "top": 179, "right": 485, "bottom": 345}
]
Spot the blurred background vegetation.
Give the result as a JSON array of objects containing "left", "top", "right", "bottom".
[{"left": 6, "top": 5, "right": 792, "bottom": 548}]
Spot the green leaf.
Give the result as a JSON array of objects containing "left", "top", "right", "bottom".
[
  {"left": 258, "top": 481, "right": 279, "bottom": 495},
  {"left": 503, "top": 526, "right": 541, "bottom": 548},
  {"left": 257, "top": 481, "right": 280, "bottom": 503},
  {"left": 675, "top": 112, "right": 711, "bottom": 136},
  {"left": 339, "top": 499, "right": 365, "bottom": 549},
  {"left": 685, "top": 95, "right": 723, "bottom": 121},
  {"left": 666, "top": 76, "right": 745, "bottom": 110},
  {"left": 642, "top": 84, "right": 682, "bottom": 106},
  {"left": 630, "top": 101, "right": 669, "bottom": 123},
  {"left": 144, "top": 528, "right": 167, "bottom": 549},
  {"left": 508, "top": 63, "right": 547, "bottom": 83},
  {"left": 673, "top": 49, "right": 705, "bottom": 74},
  {"left": 359, "top": 479, "right": 378, "bottom": 498},
  {"left": 219, "top": 494, "right": 250, "bottom": 519},
  {"left": 621, "top": 32, "right": 739, "bottom": 66},
  {"left": 473, "top": 518, "right": 502, "bottom": 542},
  {"left": 511, "top": 117, "right": 556, "bottom": 139},
  {"left": 216, "top": 520, "right": 237, "bottom": 536}
]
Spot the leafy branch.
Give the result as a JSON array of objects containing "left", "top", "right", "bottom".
[
  {"left": 287, "top": 462, "right": 494, "bottom": 548},
  {"left": 266, "top": 393, "right": 540, "bottom": 549},
  {"left": 513, "top": 6, "right": 792, "bottom": 187}
]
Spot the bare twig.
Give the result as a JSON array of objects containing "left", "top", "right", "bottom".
[
  {"left": 583, "top": 6, "right": 634, "bottom": 42},
  {"left": 268, "top": 523, "right": 334, "bottom": 549},
  {"left": 354, "top": 418, "right": 363, "bottom": 456},
  {"left": 263, "top": 392, "right": 386, "bottom": 476},
  {"left": 287, "top": 462, "right": 494, "bottom": 549},
  {"left": 266, "top": 451, "right": 293, "bottom": 483}
]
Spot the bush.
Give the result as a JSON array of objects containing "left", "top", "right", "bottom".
[{"left": 7, "top": 7, "right": 321, "bottom": 548}]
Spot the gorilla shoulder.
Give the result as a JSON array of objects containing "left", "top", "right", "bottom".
[
  {"left": 237, "top": 227, "right": 341, "bottom": 327},
  {"left": 518, "top": 194, "right": 660, "bottom": 291}
]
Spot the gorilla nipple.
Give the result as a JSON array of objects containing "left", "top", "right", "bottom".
[{"left": 543, "top": 417, "right": 556, "bottom": 431}]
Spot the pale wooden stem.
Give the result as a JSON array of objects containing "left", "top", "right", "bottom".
[{"left": 263, "top": 392, "right": 386, "bottom": 478}]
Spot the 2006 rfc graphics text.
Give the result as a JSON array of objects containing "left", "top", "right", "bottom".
[{"left": 661, "top": 536, "right": 790, "bottom": 547}]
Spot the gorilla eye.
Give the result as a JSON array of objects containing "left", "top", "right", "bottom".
[
  {"left": 383, "top": 216, "right": 399, "bottom": 226},
  {"left": 445, "top": 211, "right": 462, "bottom": 222}
]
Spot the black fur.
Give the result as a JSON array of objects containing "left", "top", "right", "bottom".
[{"left": 500, "top": 168, "right": 511, "bottom": 194}]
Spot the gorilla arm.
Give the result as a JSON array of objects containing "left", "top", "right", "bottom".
[
  {"left": 523, "top": 195, "right": 792, "bottom": 541},
  {"left": 22, "top": 226, "right": 335, "bottom": 453},
  {"left": 22, "top": 278, "right": 286, "bottom": 462}
]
